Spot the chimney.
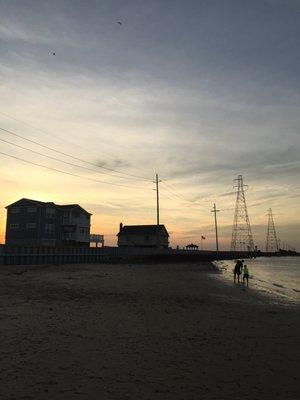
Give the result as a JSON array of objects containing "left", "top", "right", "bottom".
[{"left": 119, "top": 222, "right": 123, "bottom": 232}]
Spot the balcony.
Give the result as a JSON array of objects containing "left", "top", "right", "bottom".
[
  {"left": 62, "top": 217, "right": 77, "bottom": 225},
  {"left": 62, "top": 232, "right": 76, "bottom": 241}
]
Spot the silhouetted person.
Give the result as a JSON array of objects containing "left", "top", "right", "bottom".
[
  {"left": 240, "top": 259, "right": 244, "bottom": 275},
  {"left": 233, "top": 259, "right": 245, "bottom": 282},
  {"left": 234, "top": 260, "right": 242, "bottom": 282},
  {"left": 243, "top": 265, "right": 249, "bottom": 286}
]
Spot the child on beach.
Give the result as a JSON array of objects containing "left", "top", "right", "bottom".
[{"left": 243, "top": 265, "right": 249, "bottom": 286}]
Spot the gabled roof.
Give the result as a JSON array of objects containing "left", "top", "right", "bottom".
[
  {"left": 58, "top": 204, "right": 79, "bottom": 208},
  {"left": 6, "top": 198, "right": 91, "bottom": 215},
  {"left": 118, "top": 224, "right": 169, "bottom": 237},
  {"left": 57, "top": 204, "right": 92, "bottom": 215},
  {"left": 6, "top": 198, "right": 53, "bottom": 208}
]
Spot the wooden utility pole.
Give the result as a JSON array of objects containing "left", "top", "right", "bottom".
[
  {"left": 156, "top": 173, "right": 160, "bottom": 226},
  {"left": 211, "top": 203, "right": 220, "bottom": 251}
]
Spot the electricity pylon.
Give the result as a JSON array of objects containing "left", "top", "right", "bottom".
[
  {"left": 230, "top": 175, "right": 254, "bottom": 252},
  {"left": 266, "top": 208, "right": 279, "bottom": 252}
]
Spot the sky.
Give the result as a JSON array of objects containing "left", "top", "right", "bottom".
[{"left": 0, "top": 0, "right": 299, "bottom": 250}]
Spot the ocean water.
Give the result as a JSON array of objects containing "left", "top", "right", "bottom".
[{"left": 215, "top": 256, "right": 300, "bottom": 303}]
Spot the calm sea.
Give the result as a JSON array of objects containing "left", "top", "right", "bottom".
[{"left": 215, "top": 256, "right": 300, "bottom": 303}]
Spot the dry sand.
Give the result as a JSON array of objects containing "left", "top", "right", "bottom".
[{"left": 0, "top": 262, "right": 299, "bottom": 400}]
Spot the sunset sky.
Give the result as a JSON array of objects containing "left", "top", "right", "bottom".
[{"left": 0, "top": 0, "right": 299, "bottom": 249}]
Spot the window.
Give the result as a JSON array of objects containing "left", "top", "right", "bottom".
[
  {"left": 41, "top": 239, "right": 56, "bottom": 246},
  {"left": 27, "top": 206, "right": 37, "bottom": 213},
  {"left": 63, "top": 211, "right": 69, "bottom": 222},
  {"left": 11, "top": 207, "right": 20, "bottom": 214},
  {"left": 45, "top": 223, "right": 55, "bottom": 234},
  {"left": 73, "top": 210, "right": 81, "bottom": 218},
  {"left": 10, "top": 223, "right": 19, "bottom": 229},
  {"left": 26, "top": 223, "right": 36, "bottom": 229},
  {"left": 46, "top": 208, "right": 56, "bottom": 219}
]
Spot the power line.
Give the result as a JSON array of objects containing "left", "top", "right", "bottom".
[
  {"left": 0, "top": 151, "right": 151, "bottom": 190},
  {"left": 161, "top": 181, "right": 198, "bottom": 204},
  {"left": 160, "top": 190, "right": 180, "bottom": 203},
  {"left": 0, "top": 137, "right": 151, "bottom": 184},
  {"left": 0, "top": 110, "right": 67, "bottom": 140},
  {"left": 0, "top": 110, "right": 135, "bottom": 169},
  {"left": 160, "top": 186, "right": 183, "bottom": 201},
  {"left": 160, "top": 187, "right": 192, "bottom": 207},
  {"left": 0, "top": 126, "right": 152, "bottom": 182},
  {"left": 161, "top": 180, "right": 205, "bottom": 206},
  {"left": 161, "top": 184, "right": 187, "bottom": 202},
  {"left": 161, "top": 181, "right": 191, "bottom": 201}
]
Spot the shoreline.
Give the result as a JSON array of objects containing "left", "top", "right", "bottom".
[
  {"left": 1, "top": 262, "right": 299, "bottom": 399},
  {"left": 214, "top": 257, "right": 300, "bottom": 305}
]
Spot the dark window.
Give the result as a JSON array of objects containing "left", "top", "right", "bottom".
[
  {"left": 46, "top": 208, "right": 56, "bottom": 219},
  {"left": 10, "top": 223, "right": 19, "bottom": 229},
  {"left": 26, "top": 223, "right": 36, "bottom": 229},
  {"left": 45, "top": 224, "right": 55, "bottom": 234}
]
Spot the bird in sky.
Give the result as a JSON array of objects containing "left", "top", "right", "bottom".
[
  {"left": 117, "top": 21, "right": 122, "bottom": 25},
  {"left": 52, "top": 52, "right": 56, "bottom": 56}
]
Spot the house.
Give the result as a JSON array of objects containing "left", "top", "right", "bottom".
[
  {"left": 5, "top": 198, "right": 91, "bottom": 247},
  {"left": 117, "top": 223, "right": 169, "bottom": 248}
]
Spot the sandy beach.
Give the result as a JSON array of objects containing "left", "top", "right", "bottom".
[{"left": 0, "top": 262, "right": 299, "bottom": 400}]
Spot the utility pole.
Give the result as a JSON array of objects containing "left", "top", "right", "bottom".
[
  {"left": 211, "top": 203, "right": 220, "bottom": 251},
  {"left": 156, "top": 173, "right": 160, "bottom": 225},
  {"left": 154, "top": 173, "right": 161, "bottom": 249}
]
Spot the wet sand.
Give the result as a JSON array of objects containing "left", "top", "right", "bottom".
[{"left": 0, "top": 262, "right": 299, "bottom": 399}]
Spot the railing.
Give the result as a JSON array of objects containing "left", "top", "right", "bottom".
[
  {"left": 62, "top": 217, "right": 76, "bottom": 225},
  {"left": 0, "top": 245, "right": 124, "bottom": 266},
  {"left": 0, "top": 244, "right": 255, "bottom": 266},
  {"left": 62, "top": 233, "right": 76, "bottom": 240}
]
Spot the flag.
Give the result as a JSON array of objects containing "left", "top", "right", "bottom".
[{"left": 201, "top": 236, "right": 205, "bottom": 240}]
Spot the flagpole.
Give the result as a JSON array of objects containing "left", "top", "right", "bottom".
[{"left": 201, "top": 235, "right": 205, "bottom": 250}]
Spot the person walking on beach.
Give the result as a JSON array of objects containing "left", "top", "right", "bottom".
[
  {"left": 240, "top": 259, "right": 244, "bottom": 275},
  {"left": 234, "top": 261, "right": 239, "bottom": 282},
  {"left": 243, "top": 264, "right": 250, "bottom": 286},
  {"left": 234, "top": 260, "right": 243, "bottom": 283}
]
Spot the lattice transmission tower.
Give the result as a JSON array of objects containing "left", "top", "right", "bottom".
[
  {"left": 266, "top": 208, "right": 279, "bottom": 252},
  {"left": 230, "top": 175, "right": 255, "bottom": 252}
]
